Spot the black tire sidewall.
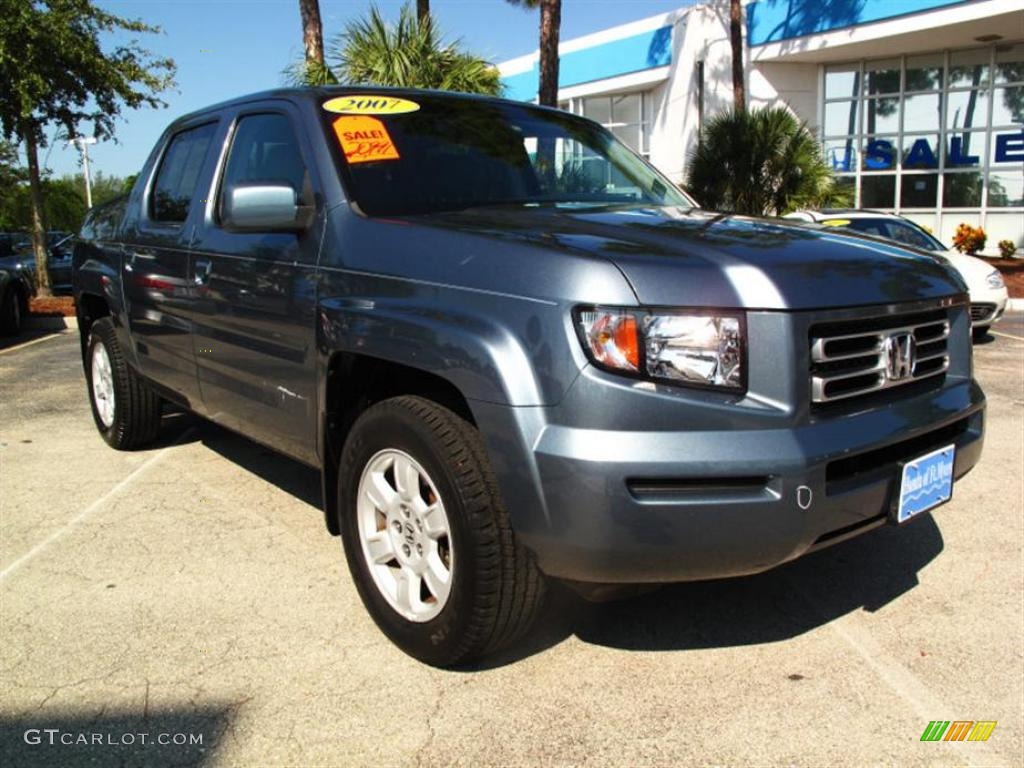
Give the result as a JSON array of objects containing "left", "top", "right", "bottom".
[
  {"left": 85, "top": 321, "right": 124, "bottom": 447},
  {"left": 338, "top": 402, "right": 486, "bottom": 666}
]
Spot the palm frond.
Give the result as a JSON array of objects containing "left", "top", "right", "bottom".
[
  {"left": 686, "top": 106, "right": 844, "bottom": 216},
  {"left": 330, "top": 3, "right": 502, "bottom": 95}
]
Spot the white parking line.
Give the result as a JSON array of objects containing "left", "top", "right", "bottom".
[
  {"left": 0, "top": 331, "right": 66, "bottom": 355},
  {"left": 990, "top": 330, "right": 1024, "bottom": 342},
  {"left": 0, "top": 429, "right": 194, "bottom": 583}
]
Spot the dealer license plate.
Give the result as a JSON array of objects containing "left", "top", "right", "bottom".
[{"left": 895, "top": 444, "right": 955, "bottom": 524}]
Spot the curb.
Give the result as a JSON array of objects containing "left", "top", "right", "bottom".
[
  {"left": 1007, "top": 299, "right": 1024, "bottom": 312},
  {"left": 25, "top": 315, "right": 78, "bottom": 331}
]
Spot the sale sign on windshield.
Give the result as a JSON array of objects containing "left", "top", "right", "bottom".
[{"left": 332, "top": 116, "right": 400, "bottom": 164}]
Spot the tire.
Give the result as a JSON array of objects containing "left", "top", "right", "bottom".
[
  {"left": 338, "top": 396, "right": 545, "bottom": 667},
  {"left": 0, "top": 286, "right": 22, "bottom": 337},
  {"left": 972, "top": 325, "right": 990, "bottom": 342},
  {"left": 86, "top": 318, "right": 162, "bottom": 449}
]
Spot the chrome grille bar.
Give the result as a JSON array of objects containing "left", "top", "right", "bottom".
[{"left": 810, "top": 317, "right": 951, "bottom": 404}]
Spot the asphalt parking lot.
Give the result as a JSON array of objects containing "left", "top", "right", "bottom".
[{"left": 1, "top": 319, "right": 1022, "bottom": 767}]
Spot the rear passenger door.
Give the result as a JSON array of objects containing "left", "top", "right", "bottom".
[
  {"left": 189, "top": 106, "right": 322, "bottom": 464},
  {"left": 123, "top": 120, "right": 218, "bottom": 406}
]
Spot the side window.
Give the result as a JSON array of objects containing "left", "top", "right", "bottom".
[
  {"left": 844, "top": 219, "right": 890, "bottom": 238},
  {"left": 150, "top": 122, "right": 217, "bottom": 223},
  {"left": 219, "top": 114, "right": 307, "bottom": 218},
  {"left": 885, "top": 221, "right": 933, "bottom": 250}
]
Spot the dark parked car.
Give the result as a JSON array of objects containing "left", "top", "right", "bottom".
[
  {"left": 73, "top": 88, "right": 985, "bottom": 666},
  {"left": 5, "top": 230, "right": 74, "bottom": 293},
  {"left": 0, "top": 265, "right": 32, "bottom": 336}
]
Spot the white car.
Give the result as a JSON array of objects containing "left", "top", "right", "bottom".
[{"left": 785, "top": 210, "right": 1009, "bottom": 339}]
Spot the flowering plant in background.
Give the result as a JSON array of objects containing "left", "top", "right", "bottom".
[
  {"left": 997, "top": 239, "right": 1017, "bottom": 259},
  {"left": 952, "top": 224, "right": 986, "bottom": 255}
]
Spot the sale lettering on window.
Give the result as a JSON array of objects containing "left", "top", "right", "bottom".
[{"left": 332, "top": 116, "right": 400, "bottom": 164}]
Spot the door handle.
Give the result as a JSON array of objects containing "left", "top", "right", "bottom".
[{"left": 194, "top": 258, "right": 212, "bottom": 285}]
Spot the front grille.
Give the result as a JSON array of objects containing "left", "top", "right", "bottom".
[
  {"left": 810, "top": 308, "right": 950, "bottom": 404},
  {"left": 970, "top": 303, "right": 996, "bottom": 323}
]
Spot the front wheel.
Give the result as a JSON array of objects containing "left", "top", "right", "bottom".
[
  {"left": 86, "top": 319, "right": 162, "bottom": 449},
  {"left": 972, "top": 325, "right": 990, "bottom": 342},
  {"left": 338, "top": 396, "right": 545, "bottom": 667}
]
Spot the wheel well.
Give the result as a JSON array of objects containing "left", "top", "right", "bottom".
[
  {"left": 320, "top": 352, "right": 477, "bottom": 535},
  {"left": 76, "top": 293, "right": 110, "bottom": 359}
]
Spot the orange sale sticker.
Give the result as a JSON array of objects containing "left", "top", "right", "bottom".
[{"left": 332, "top": 116, "right": 400, "bottom": 164}]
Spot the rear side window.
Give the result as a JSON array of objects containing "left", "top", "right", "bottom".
[
  {"left": 220, "top": 113, "right": 307, "bottom": 209},
  {"left": 842, "top": 219, "right": 891, "bottom": 238},
  {"left": 883, "top": 220, "right": 941, "bottom": 251},
  {"left": 150, "top": 122, "right": 217, "bottom": 223}
]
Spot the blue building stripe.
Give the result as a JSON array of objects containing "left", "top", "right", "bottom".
[
  {"left": 747, "top": 0, "right": 970, "bottom": 46},
  {"left": 501, "top": 25, "right": 673, "bottom": 102}
]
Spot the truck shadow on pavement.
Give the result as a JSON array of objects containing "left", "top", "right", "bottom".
[
  {"left": 475, "top": 516, "right": 944, "bottom": 668},
  {"left": 0, "top": 704, "right": 233, "bottom": 767}
]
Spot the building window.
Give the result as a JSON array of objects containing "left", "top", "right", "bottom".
[
  {"left": 571, "top": 92, "right": 653, "bottom": 157},
  {"left": 821, "top": 42, "right": 1024, "bottom": 251}
]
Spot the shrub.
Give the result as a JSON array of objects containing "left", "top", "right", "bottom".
[
  {"left": 998, "top": 239, "right": 1017, "bottom": 259},
  {"left": 952, "top": 223, "right": 986, "bottom": 255},
  {"left": 685, "top": 106, "right": 848, "bottom": 216}
]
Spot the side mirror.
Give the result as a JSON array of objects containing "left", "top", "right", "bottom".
[{"left": 221, "top": 183, "right": 311, "bottom": 233}]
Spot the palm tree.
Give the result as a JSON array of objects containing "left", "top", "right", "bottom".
[
  {"left": 686, "top": 107, "right": 847, "bottom": 216},
  {"left": 297, "top": 0, "right": 335, "bottom": 84},
  {"left": 328, "top": 4, "right": 501, "bottom": 94},
  {"left": 508, "top": 0, "right": 562, "bottom": 106},
  {"left": 729, "top": 0, "right": 744, "bottom": 111},
  {"left": 417, "top": 0, "right": 429, "bottom": 23}
]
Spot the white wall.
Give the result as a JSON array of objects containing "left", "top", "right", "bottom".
[{"left": 645, "top": 1, "right": 819, "bottom": 184}]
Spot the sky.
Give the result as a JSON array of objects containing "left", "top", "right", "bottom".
[{"left": 43, "top": 0, "right": 685, "bottom": 181}]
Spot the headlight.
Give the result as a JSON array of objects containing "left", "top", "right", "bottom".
[
  {"left": 985, "top": 270, "right": 1004, "bottom": 289},
  {"left": 575, "top": 307, "right": 745, "bottom": 391}
]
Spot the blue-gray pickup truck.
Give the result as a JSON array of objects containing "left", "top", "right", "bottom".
[{"left": 73, "top": 88, "right": 985, "bottom": 666}]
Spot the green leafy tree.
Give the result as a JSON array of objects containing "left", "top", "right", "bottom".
[
  {"left": 0, "top": 0, "right": 175, "bottom": 295},
  {"left": 67, "top": 171, "right": 130, "bottom": 209},
  {"left": 331, "top": 4, "right": 501, "bottom": 94},
  {"left": 1, "top": 178, "right": 86, "bottom": 234},
  {"left": 686, "top": 107, "right": 848, "bottom": 216},
  {"left": 0, "top": 140, "right": 27, "bottom": 231},
  {"left": 507, "top": 0, "right": 561, "bottom": 107}
]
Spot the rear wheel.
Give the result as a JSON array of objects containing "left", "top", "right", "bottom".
[
  {"left": 86, "top": 319, "right": 162, "bottom": 449},
  {"left": 0, "top": 287, "right": 22, "bottom": 336},
  {"left": 338, "top": 396, "right": 545, "bottom": 667}
]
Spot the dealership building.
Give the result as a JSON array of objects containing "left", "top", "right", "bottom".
[{"left": 498, "top": 0, "right": 1024, "bottom": 251}]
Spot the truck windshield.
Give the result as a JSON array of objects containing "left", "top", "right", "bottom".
[{"left": 321, "top": 96, "right": 693, "bottom": 217}]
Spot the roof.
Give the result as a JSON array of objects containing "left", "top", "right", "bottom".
[
  {"left": 170, "top": 85, "right": 556, "bottom": 128},
  {"left": 796, "top": 209, "right": 902, "bottom": 221}
]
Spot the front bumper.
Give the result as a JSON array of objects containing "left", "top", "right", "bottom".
[
  {"left": 518, "top": 379, "right": 983, "bottom": 583},
  {"left": 969, "top": 287, "right": 1008, "bottom": 327},
  {"left": 474, "top": 302, "right": 985, "bottom": 584}
]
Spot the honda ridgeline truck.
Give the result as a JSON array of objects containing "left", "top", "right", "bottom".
[{"left": 73, "top": 88, "right": 985, "bottom": 666}]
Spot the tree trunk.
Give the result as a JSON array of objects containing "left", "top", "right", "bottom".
[
  {"left": 417, "top": 0, "right": 429, "bottom": 23},
  {"left": 537, "top": 0, "right": 561, "bottom": 107},
  {"left": 730, "top": 0, "right": 745, "bottom": 112},
  {"left": 23, "top": 126, "right": 51, "bottom": 298},
  {"left": 298, "top": 0, "right": 326, "bottom": 66}
]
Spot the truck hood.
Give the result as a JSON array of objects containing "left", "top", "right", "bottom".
[{"left": 415, "top": 206, "right": 965, "bottom": 310}]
